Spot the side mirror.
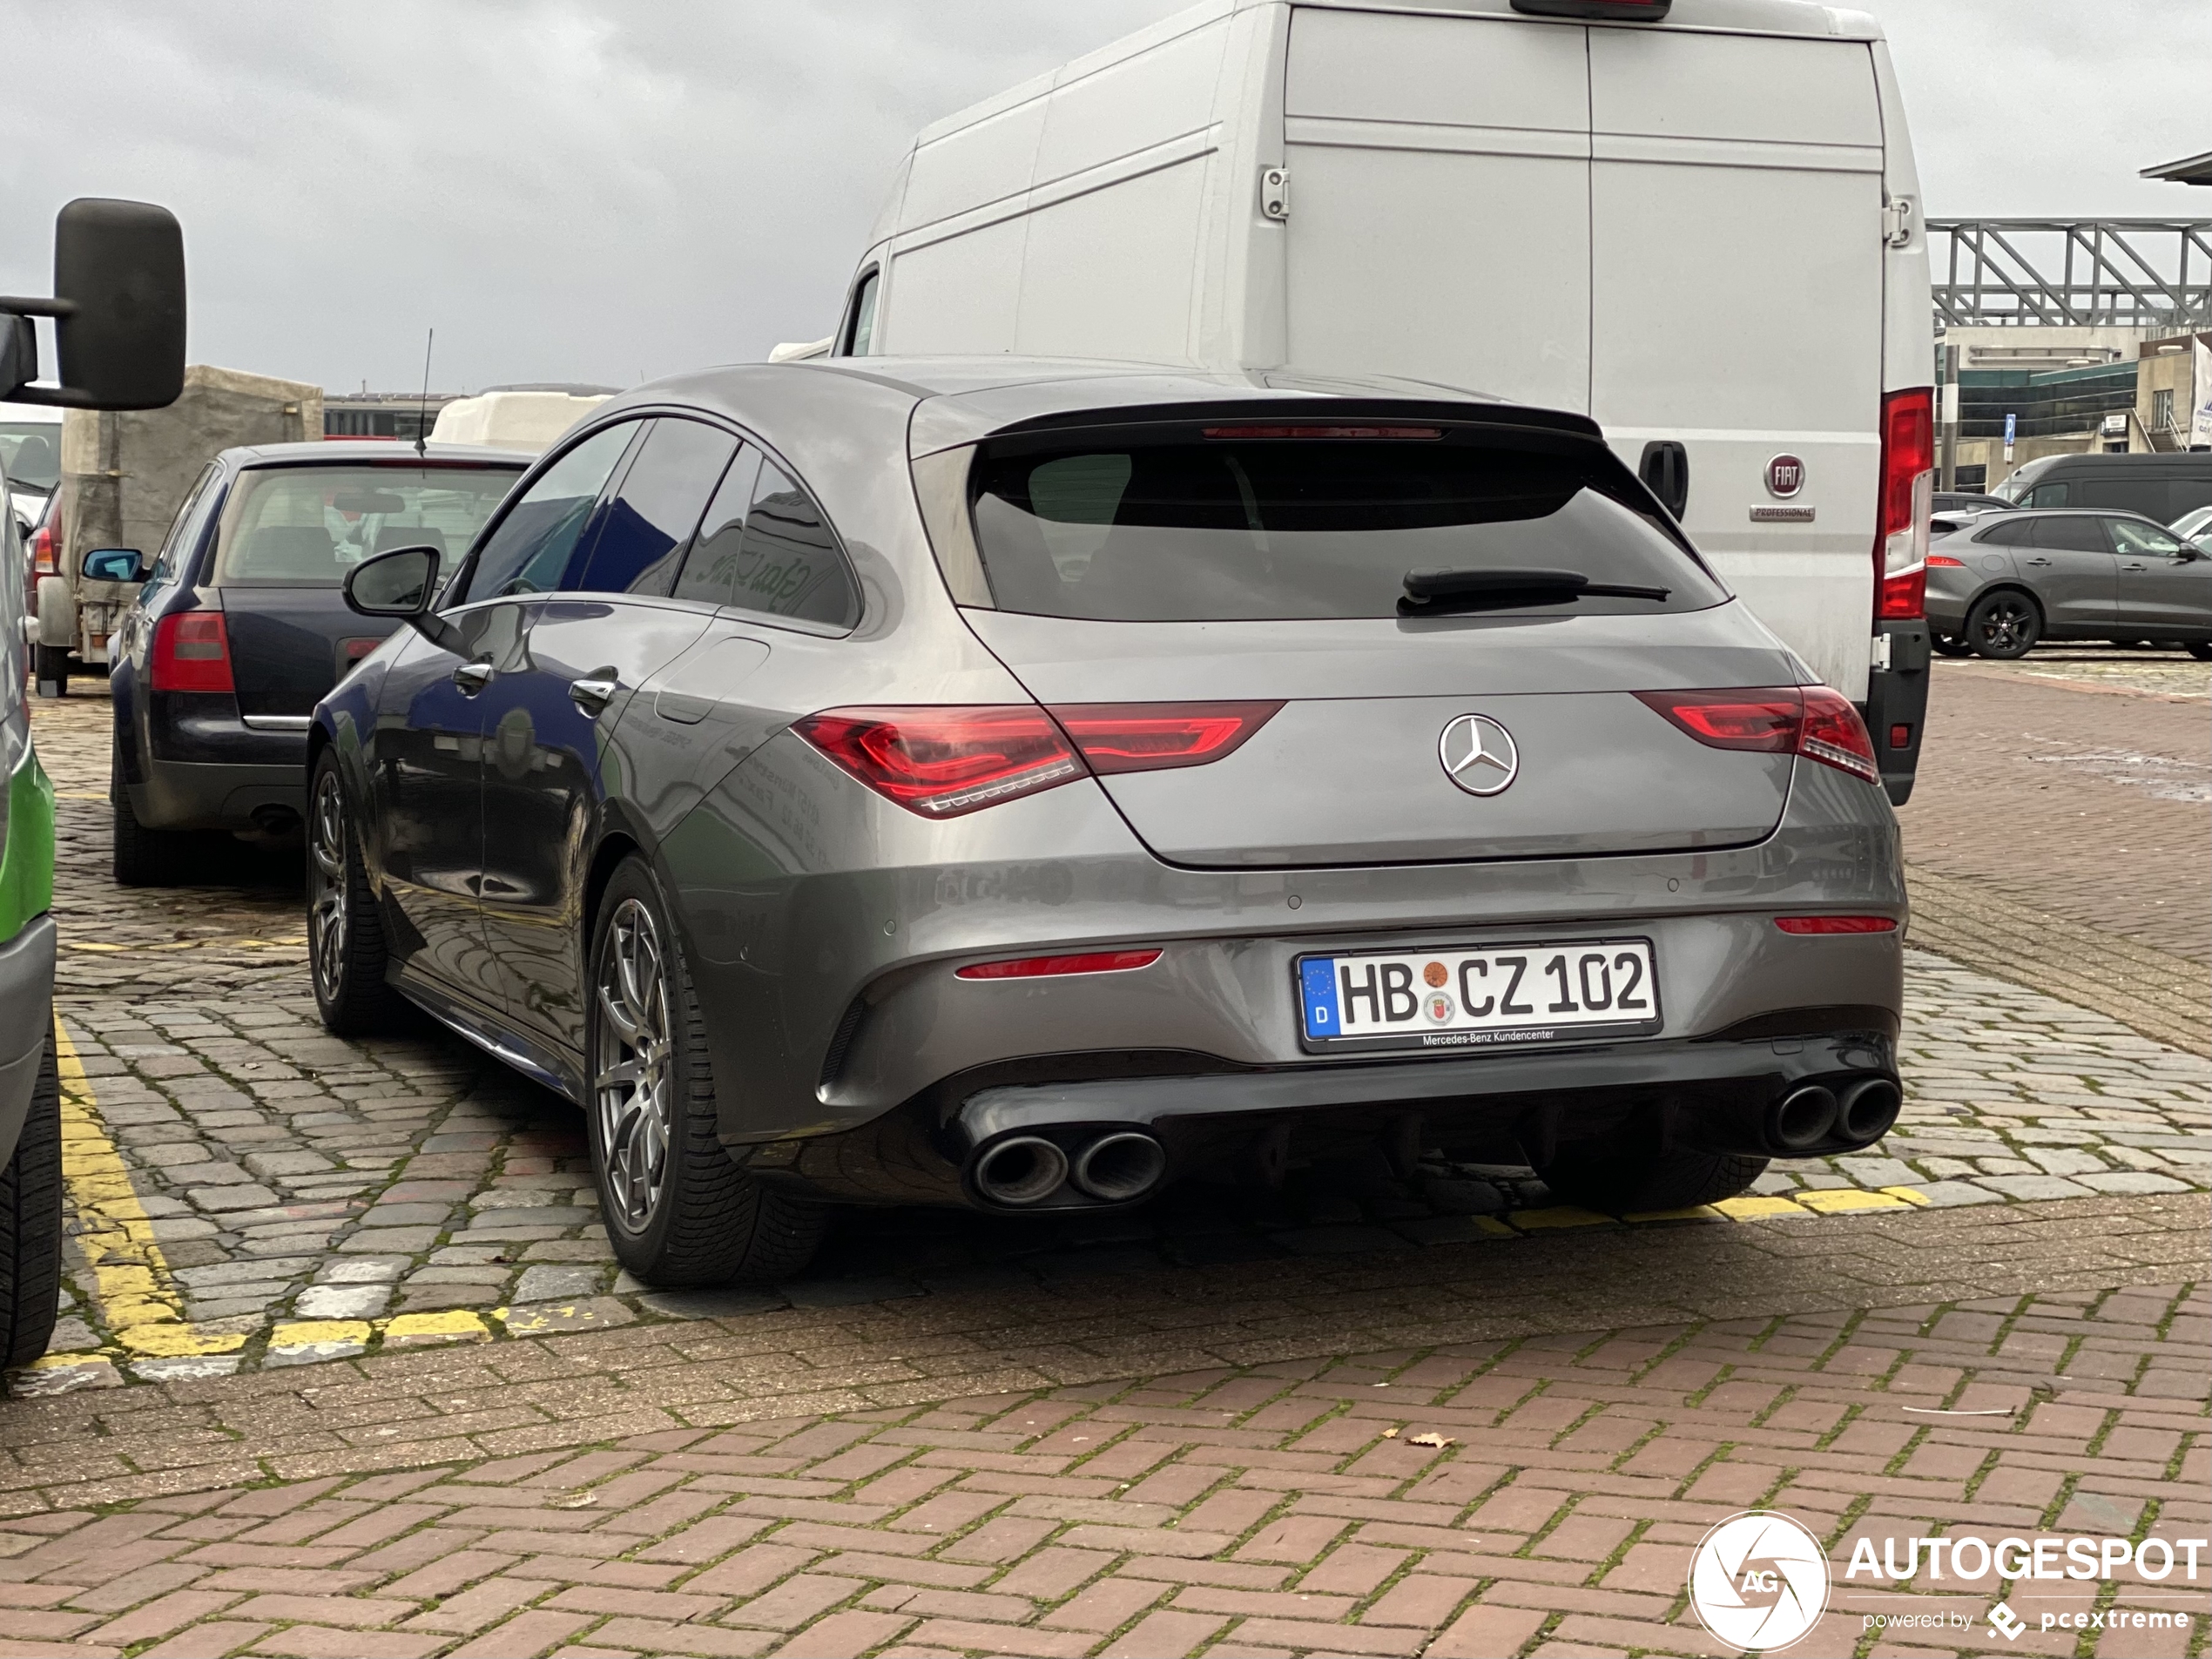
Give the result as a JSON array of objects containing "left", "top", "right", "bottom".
[
  {"left": 344, "top": 544, "right": 441, "bottom": 617},
  {"left": 2176, "top": 541, "right": 2204, "bottom": 563},
  {"left": 81, "top": 548, "right": 145, "bottom": 583},
  {"left": 0, "top": 199, "right": 186, "bottom": 410}
]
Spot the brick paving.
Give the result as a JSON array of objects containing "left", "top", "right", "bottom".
[{"left": 8, "top": 659, "right": 2209, "bottom": 1656}]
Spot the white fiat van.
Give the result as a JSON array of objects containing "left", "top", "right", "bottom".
[{"left": 827, "top": 0, "right": 1935, "bottom": 801}]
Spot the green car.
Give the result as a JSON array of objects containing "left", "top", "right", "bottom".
[{"left": 0, "top": 199, "right": 187, "bottom": 1370}]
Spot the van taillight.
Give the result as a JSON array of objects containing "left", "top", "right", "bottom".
[
  {"left": 151, "top": 611, "right": 235, "bottom": 694},
  {"left": 1513, "top": 0, "right": 1663, "bottom": 17},
  {"left": 30, "top": 523, "right": 56, "bottom": 577},
  {"left": 1511, "top": 0, "right": 1670, "bottom": 17},
  {"left": 1876, "top": 388, "right": 1934, "bottom": 622}
]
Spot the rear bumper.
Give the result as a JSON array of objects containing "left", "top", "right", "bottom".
[
  {"left": 745, "top": 1017, "right": 1900, "bottom": 1213},
  {"left": 1865, "top": 619, "right": 1931, "bottom": 806},
  {"left": 0, "top": 915, "right": 56, "bottom": 1171},
  {"left": 131, "top": 757, "right": 304, "bottom": 832}
]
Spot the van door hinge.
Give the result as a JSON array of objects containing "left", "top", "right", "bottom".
[
  {"left": 1882, "top": 197, "right": 1913, "bottom": 248},
  {"left": 1259, "top": 166, "right": 1290, "bottom": 222}
]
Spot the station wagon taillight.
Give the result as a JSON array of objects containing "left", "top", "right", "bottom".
[
  {"left": 30, "top": 523, "right": 57, "bottom": 577},
  {"left": 1636, "top": 686, "right": 1879, "bottom": 786},
  {"left": 1876, "top": 388, "right": 1934, "bottom": 621},
  {"left": 150, "top": 610, "right": 234, "bottom": 694},
  {"left": 796, "top": 701, "right": 1283, "bottom": 818}
]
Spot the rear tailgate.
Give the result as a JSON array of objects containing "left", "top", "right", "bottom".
[
  {"left": 223, "top": 589, "right": 393, "bottom": 718},
  {"left": 964, "top": 610, "right": 1796, "bottom": 868}
]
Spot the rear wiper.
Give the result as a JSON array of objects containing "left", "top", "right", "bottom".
[{"left": 1399, "top": 566, "right": 1670, "bottom": 615}]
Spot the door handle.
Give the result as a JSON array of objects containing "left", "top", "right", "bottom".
[
  {"left": 2024, "top": 557, "right": 2052, "bottom": 567},
  {"left": 452, "top": 661, "right": 493, "bottom": 694},
  {"left": 568, "top": 676, "right": 619, "bottom": 714},
  {"left": 2121, "top": 562, "right": 2148, "bottom": 571}
]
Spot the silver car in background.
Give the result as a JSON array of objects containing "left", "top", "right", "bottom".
[
  {"left": 1926, "top": 508, "right": 2212, "bottom": 660},
  {"left": 314, "top": 362, "right": 1905, "bottom": 1285}
]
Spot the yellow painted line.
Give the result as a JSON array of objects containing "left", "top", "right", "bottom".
[
  {"left": 1711, "top": 1194, "right": 1814, "bottom": 1220},
  {"left": 1794, "top": 1188, "right": 1912, "bottom": 1215},
  {"left": 1622, "top": 1204, "right": 1729, "bottom": 1224},
  {"left": 270, "top": 1320, "right": 372, "bottom": 1349},
  {"left": 65, "top": 937, "right": 304, "bottom": 954},
  {"left": 384, "top": 1310, "right": 489, "bottom": 1345},
  {"left": 1508, "top": 1205, "right": 1615, "bottom": 1231},
  {"left": 55, "top": 791, "right": 108, "bottom": 800},
  {"left": 53, "top": 1019, "right": 246, "bottom": 1359},
  {"left": 1879, "top": 1185, "right": 1932, "bottom": 1207}
]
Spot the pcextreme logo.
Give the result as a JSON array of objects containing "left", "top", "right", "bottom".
[{"left": 1688, "top": 1511, "right": 1831, "bottom": 1652}]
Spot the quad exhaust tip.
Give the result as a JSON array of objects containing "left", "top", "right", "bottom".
[
  {"left": 1838, "top": 1076, "right": 1902, "bottom": 1144},
  {"left": 1770, "top": 1084, "right": 1838, "bottom": 1152},
  {"left": 971, "top": 1130, "right": 1169, "bottom": 1207},
  {"left": 973, "top": 1136, "right": 1068, "bottom": 1206},
  {"left": 1073, "top": 1131, "right": 1166, "bottom": 1203}
]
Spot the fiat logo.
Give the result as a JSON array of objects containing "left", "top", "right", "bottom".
[{"left": 1765, "top": 455, "right": 1806, "bottom": 498}]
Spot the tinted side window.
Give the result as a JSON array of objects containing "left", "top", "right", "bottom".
[
  {"left": 462, "top": 422, "right": 638, "bottom": 603},
  {"left": 670, "top": 446, "right": 764, "bottom": 607},
  {"left": 574, "top": 418, "right": 738, "bottom": 596},
  {"left": 2023, "top": 482, "right": 2072, "bottom": 508},
  {"left": 2031, "top": 516, "right": 2112, "bottom": 553},
  {"left": 1977, "top": 519, "right": 2033, "bottom": 546},
  {"left": 731, "top": 461, "right": 861, "bottom": 628},
  {"left": 151, "top": 463, "right": 221, "bottom": 583}
]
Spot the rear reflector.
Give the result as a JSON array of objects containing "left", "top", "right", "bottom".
[
  {"left": 1925, "top": 553, "right": 1966, "bottom": 569},
  {"left": 1048, "top": 702, "right": 1282, "bottom": 773},
  {"left": 1775, "top": 916, "right": 1898, "bottom": 935},
  {"left": 150, "top": 610, "right": 234, "bottom": 695},
  {"left": 794, "top": 706, "right": 1081, "bottom": 818},
  {"left": 798, "top": 702, "right": 1281, "bottom": 818},
  {"left": 1876, "top": 388, "right": 1935, "bottom": 622},
  {"left": 1636, "top": 685, "right": 1881, "bottom": 785},
  {"left": 956, "top": 949, "right": 1163, "bottom": 981},
  {"left": 1511, "top": 0, "right": 1670, "bottom": 17},
  {"left": 1889, "top": 724, "right": 1912, "bottom": 749},
  {"left": 1200, "top": 426, "right": 1440, "bottom": 441}
]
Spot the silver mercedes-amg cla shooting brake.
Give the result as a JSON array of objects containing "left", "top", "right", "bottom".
[{"left": 310, "top": 361, "right": 1905, "bottom": 1285}]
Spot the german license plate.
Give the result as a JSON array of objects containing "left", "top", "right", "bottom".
[{"left": 1296, "top": 939, "right": 1661, "bottom": 1054}]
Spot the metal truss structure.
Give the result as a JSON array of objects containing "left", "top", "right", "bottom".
[{"left": 1928, "top": 219, "right": 2212, "bottom": 329}]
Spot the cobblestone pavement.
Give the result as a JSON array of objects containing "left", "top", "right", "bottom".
[
  {"left": 1962, "top": 647, "right": 2211, "bottom": 703},
  {"left": 10, "top": 672, "right": 2209, "bottom": 1656}
]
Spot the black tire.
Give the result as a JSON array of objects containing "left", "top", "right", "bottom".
[
  {"left": 1931, "top": 632, "right": 1975, "bottom": 659},
  {"left": 2188, "top": 643, "right": 2212, "bottom": 662},
  {"left": 307, "top": 753, "right": 400, "bottom": 1037},
  {"left": 1535, "top": 1145, "right": 1770, "bottom": 1214},
  {"left": 586, "top": 856, "right": 825, "bottom": 1285},
  {"left": 0, "top": 1033, "right": 63, "bottom": 1369},
  {"left": 111, "top": 773, "right": 183, "bottom": 887},
  {"left": 1964, "top": 590, "right": 2041, "bottom": 660},
  {"left": 30, "top": 646, "right": 67, "bottom": 698}
]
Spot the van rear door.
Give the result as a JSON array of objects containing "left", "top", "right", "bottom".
[{"left": 1588, "top": 26, "right": 1887, "bottom": 702}]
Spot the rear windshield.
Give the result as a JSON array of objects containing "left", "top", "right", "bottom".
[
  {"left": 0, "top": 422, "right": 61, "bottom": 493},
  {"left": 214, "top": 464, "right": 519, "bottom": 588},
  {"left": 968, "top": 432, "right": 1727, "bottom": 622}
]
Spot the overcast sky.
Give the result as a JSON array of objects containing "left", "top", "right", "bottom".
[{"left": 0, "top": 0, "right": 2202, "bottom": 394}]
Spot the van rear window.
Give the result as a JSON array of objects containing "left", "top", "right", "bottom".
[{"left": 968, "top": 432, "right": 1727, "bottom": 622}]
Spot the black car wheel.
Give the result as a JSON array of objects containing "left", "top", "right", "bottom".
[
  {"left": 1965, "top": 590, "right": 2041, "bottom": 659},
  {"left": 587, "top": 856, "right": 825, "bottom": 1285},
  {"left": 2188, "top": 644, "right": 2212, "bottom": 662},
  {"left": 1931, "top": 631, "right": 1974, "bottom": 658},
  {"left": 1535, "top": 1144, "right": 1769, "bottom": 1214},
  {"left": 111, "top": 738, "right": 183, "bottom": 887},
  {"left": 307, "top": 754, "right": 398, "bottom": 1036},
  {"left": 0, "top": 1032, "right": 63, "bottom": 1368}
]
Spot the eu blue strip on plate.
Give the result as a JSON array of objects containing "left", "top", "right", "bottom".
[{"left": 1300, "top": 957, "right": 1339, "bottom": 1038}]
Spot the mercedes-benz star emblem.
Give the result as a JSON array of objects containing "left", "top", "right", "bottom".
[{"left": 1440, "top": 713, "right": 1518, "bottom": 797}]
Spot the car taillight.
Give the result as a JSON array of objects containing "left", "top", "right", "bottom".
[
  {"left": 955, "top": 949, "right": 1162, "bottom": 981},
  {"left": 1636, "top": 685, "right": 1880, "bottom": 786},
  {"left": 150, "top": 611, "right": 235, "bottom": 694},
  {"left": 1775, "top": 916, "right": 1898, "bottom": 935},
  {"left": 795, "top": 706, "right": 1080, "bottom": 818},
  {"left": 1201, "top": 426, "right": 1440, "bottom": 441},
  {"left": 1876, "top": 388, "right": 1934, "bottom": 622},
  {"left": 797, "top": 702, "right": 1279, "bottom": 818},
  {"left": 1925, "top": 553, "right": 1966, "bottom": 569},
  {"left": 1047, "top": 702, "right": 1282, "bottom": 772},
  {"left": 30, "top": 523, "right": 57, "bottom": 577}
]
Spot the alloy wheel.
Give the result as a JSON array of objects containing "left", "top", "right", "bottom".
[
  {"left": 1974, "top": 597, "right": 2033, "bottom": 655},
  {"left": 594, "top": 897, "right": 675, "bottom": 1234},
  {"left": 307, "top": 769, "right": 349, "bottom": 996}
]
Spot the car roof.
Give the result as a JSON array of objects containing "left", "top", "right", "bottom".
[
  {"left": 600, "top": 356, "right": 1602, "bottom": 460},
  {"left": 223, "top": 440, "right": 531, "bottom": 468}
]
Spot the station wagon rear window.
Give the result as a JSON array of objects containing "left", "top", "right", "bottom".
[
  {"left": 967, "top": 429, "right": 1728, "bottom": 622},
  {"left": 213, "top": 464, "right": 519, "bottom": 587}
]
